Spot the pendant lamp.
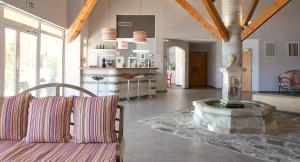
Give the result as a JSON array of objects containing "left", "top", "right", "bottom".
[
  {"left": 133, "top": 0, "right": 147, "bottom": 44},
  {"left": 133, "top": 31, "right": 147, "bottom": 44},
  {"left": 102, "top": 28, "right": 116, "bottom": 41},
  {"left": 101, "top": 0, "right": 116, "bottom": 41},
  {"left": 118, "top": 40, "right": 128, "bottom": 49}
]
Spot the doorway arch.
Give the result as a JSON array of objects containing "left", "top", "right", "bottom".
[
  {"left": 163, "top": 39, "right": 189, "bottom": 88},
  {"left": 167, "top": 46, "right": 186, "bottom": 88}
]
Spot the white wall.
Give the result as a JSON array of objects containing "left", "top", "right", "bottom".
[
  {"left": 64, "top": 0, "right": 90, "bottom": 96},
  {"left": 2, "top": 0, "right": 67, "bottom": 28},
  {"left": 64, "top": 35, "right": 81, "bottom": 96},
  {"left": 209, "top": 42, "right": 223, "bottom": 88}
]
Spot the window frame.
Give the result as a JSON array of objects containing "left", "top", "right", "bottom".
[
  {"left": 287, "top": 42, "right": 299, "bottom": 57},
  {"left": 264, "top": 42, "right": 276, "bottom": 57},
  {"left": 0, "top": 4, "right": 65, "bottom": 96},
  {"left": 3, "top": 7, "right": 39, "bottom": 29}
]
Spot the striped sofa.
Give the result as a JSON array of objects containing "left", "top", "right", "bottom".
[{"left": 0, "top": 83, "right": 125, "bottom": 162}]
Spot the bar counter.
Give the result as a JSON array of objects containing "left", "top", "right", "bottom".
[
  {"left": 80, "top": 67, "right": 158, "bottom": 70},
  {"left": 80, "top": 67, "right": 158, "bottom": 99}
]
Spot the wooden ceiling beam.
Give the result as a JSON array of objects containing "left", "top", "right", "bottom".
[
  {"left": 201, "top": 0, "right": 229, "bottom": 42},
  {"left": 242, "top": 0, "right": 259, "bottom": 27},
  {"left": 175, "top": 0, "right": 222, "bottom": 40},
  {"left": 241, "top": 0, "right": 291, "bottom": 41},
  {"left": 68, "top": 0, "right": 98, "bottom": 43}
]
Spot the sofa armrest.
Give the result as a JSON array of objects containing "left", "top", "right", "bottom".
[{"left": 116, "top": 138, "right": 125, "bottom": 162}]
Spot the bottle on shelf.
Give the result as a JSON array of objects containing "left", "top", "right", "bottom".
[
  {"left": 102, "top": 58, "right": 106, "bottom": 68},
  {"left": 95, "top": 42, "right": 107, "bottom": 49}
]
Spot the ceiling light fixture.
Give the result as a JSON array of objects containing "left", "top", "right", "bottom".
[
  {"left": 133, "top": 0, "right": 147, "bottom": 44},
  {"left": 133, "top": 31, "right": 147, "bottom": 44},
  {"left": 118, "top": 40, "right": 128, "bottom": 49},
  {"left": 101, "top": 0, "right": 116, "bottom": 41}
]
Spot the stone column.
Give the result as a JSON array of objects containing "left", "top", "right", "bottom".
[
  {"left": 221, "top": 0, "right": 245, "bottom": 105},
  {"left": 222, "top": 0, "right": 242, "bottom": 66}
]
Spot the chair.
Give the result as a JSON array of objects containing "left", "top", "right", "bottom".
[
  {"left": 279, "top": 70, "right": 300, "bottom": 95},
  {"left": 122, "top": 75, "right": 135, "bottom": 100},
  {"left": 145, "top": 74, "right": 155, "bottom": 98},
  {"left": 135, "top": 75, "right": 145, "bottom": 100},
  {"left": 167, "top": 72, "right": 172, "bottom": 88},
  {"left": 91, "top": 76, "right": 104, "bottom": 96}
]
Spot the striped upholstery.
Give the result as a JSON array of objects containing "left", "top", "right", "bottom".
[
  {"left": 0, "top": 94, "right": 31, "bottom": 140},
  {"left": 0, "top": 140, "right": 116, "bottom": 162},
  {"left": 25, "top": 97, "right": 73, "bottom": 143},
  {"left": 294, "top": 73, "right": 300, "bottom": 84},
  {"left": 73, "top": 95, "right": 119, "bottom": 143}
]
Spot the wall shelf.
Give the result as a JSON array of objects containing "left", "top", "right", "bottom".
[
  {"left": 92, "top": 49, "right": 118, "bottom": 52},
  {"left": 92, "top": 49, "right": 118, "bottom": 57}
]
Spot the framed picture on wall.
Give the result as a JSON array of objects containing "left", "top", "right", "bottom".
[
  {"left": 116, "top": 57, "right": 124, "bottom": 68},
  {"left": 128, "top": 57, "right": 138, "bottom": 68},
  {"left": 140, "top": 53, "right": 146, "bottom": 60}
]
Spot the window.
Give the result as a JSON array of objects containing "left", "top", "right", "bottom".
[
  {"left": 41, "top": 23, "right": 64, "bottom": 37},
  {"left": 4, "top": 8, "right": 38, "bottom": 28},
  {"left": 264, "top": 42, "right": 276, "bottom": 57},
  {"left": 1, "top": 5, "right": 65, "bottom": 96},
  {"left": 40, "top": 33, "right": 63, "bottom": 96},
  {"left": 4, "top": 28, "right": 16, "bottom": 96},
  {"left": 288, "top": 42, "right": 299, "bottom": 57}
]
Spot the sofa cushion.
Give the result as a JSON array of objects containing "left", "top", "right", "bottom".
[
  {"left": 0, "top": 140, "right": 116, "bottom": 162},
  {"left": 73, "top": 95, "right": 119, "bottom": 143},
  {"left": 25, "top": 96, "right": 73, "bottom": 143},
  {"left": 0, "top": 94, "right": 31, "bottom": 140}
]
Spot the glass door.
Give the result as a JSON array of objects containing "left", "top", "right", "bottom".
[
  {"left": 19, "top": 31, "right": 37, "bottom": 93},
  {"left": 4, "top": 26, "right": 37, "bottom": 95},
  {"left": 39, "top": 33, "right": 63, "bottom": 96},
  {"left": 4, "top": 28, "right": 17, "bottom": 96}
]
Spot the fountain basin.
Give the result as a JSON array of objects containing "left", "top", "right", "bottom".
[{"left": 193, "top": 99, "right": 277, "bottom": 134}]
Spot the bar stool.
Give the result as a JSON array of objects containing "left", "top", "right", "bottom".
[
  {"left": 92, "top": 76, "right": 104, "bottom": 96},
  {"left": 122, "top": 75, "right": 135, "bottom": 100},
  {"left": 135, "top": 75, "right": 145, "bottom": 100},
  {"left": 167, "top": 72, "right": 173, "bottom": 88},
  {"left": 145, "top": 74, "right": 155, "bottom": 98}
]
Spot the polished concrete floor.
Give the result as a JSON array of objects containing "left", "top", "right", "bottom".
[{"left": 120, "top": 87, "right": 264, "bottom": 162}]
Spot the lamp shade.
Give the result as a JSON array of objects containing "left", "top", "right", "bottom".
[
  {"left": 118, "top": 41, "right": 128, "bottom": 49},
  {"left": 133, "top": 31, "right": 147, "bottom": 44},
  {"left": 101, "top": 28, "right": 116, "bottom": 41}
]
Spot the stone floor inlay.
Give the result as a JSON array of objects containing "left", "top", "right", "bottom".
[{"left": 137, "top": 109, "right": 300, "bottom": 162}]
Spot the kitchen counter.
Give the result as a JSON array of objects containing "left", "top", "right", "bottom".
[
  {"left": 80, "top": 67, "right": 158, "bottom": 99},
  {"left": 80, "top": 67, "right": 159, "bottom": 70}
]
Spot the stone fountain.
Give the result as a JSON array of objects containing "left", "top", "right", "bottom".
[
  {"left": 193, "top": 0, "right": 277, "bottom": 134},
  {"left": 193, "top": 55, "right": 277, "bottom": 134}
]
